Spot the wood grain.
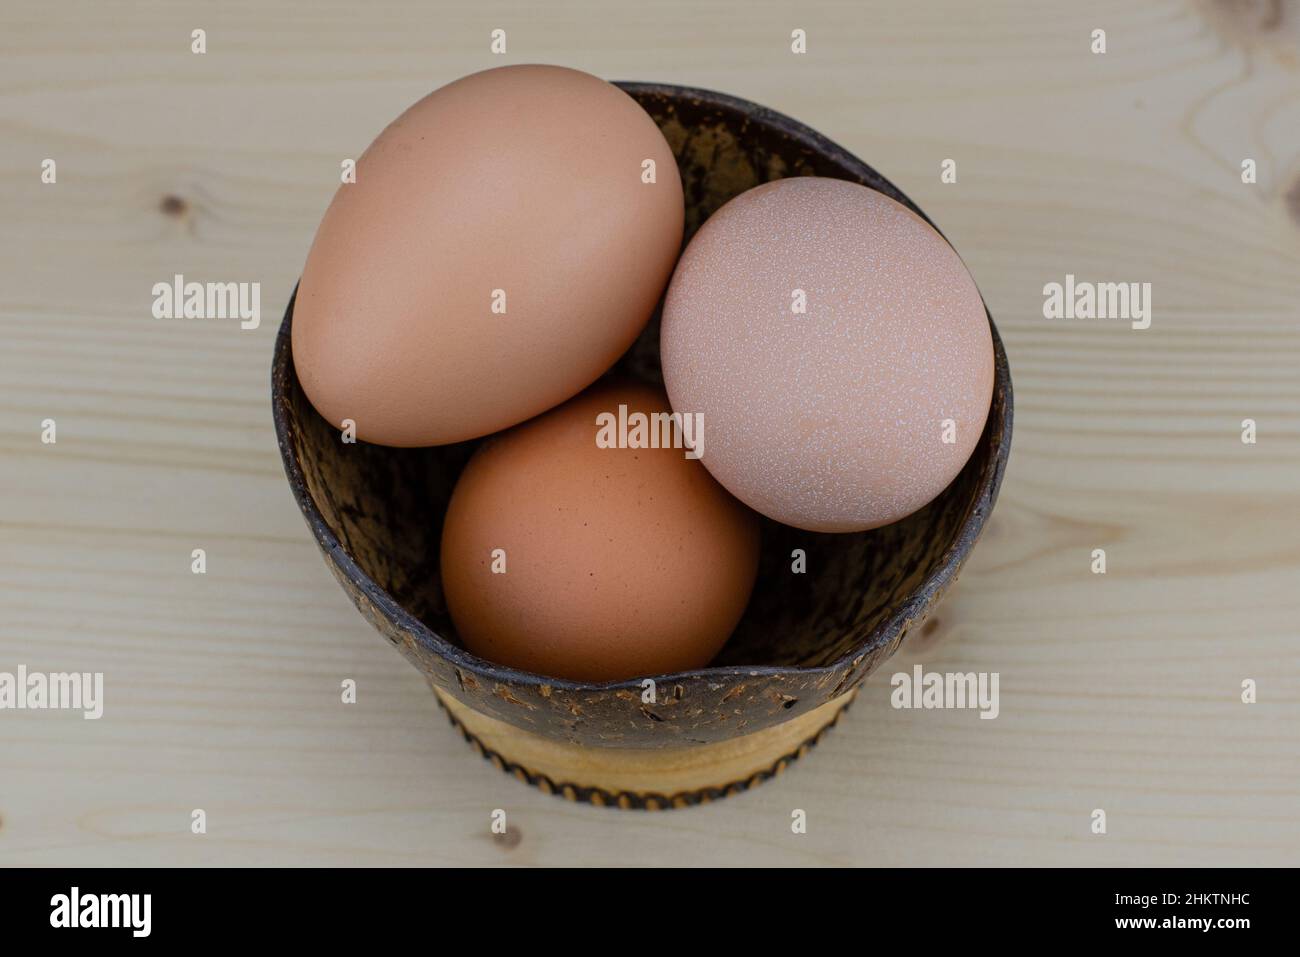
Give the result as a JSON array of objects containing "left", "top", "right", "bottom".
[{"left": 1, "top": 0, "right": 1297, "bottom": 866}]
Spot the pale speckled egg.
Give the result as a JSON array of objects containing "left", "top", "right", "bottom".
[
  {"left": 660, "top": 177, "right": 993, "bottom": 533},
  {"left": 440, "top": 380, "right": 760, "bottom": 683},
  {"left": 292, "top": 65, "right": 684, "bottom": 447}
]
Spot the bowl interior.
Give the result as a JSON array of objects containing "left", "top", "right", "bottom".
[{"left": 278, "top": 83, "right": 1009, "bottom": 679}]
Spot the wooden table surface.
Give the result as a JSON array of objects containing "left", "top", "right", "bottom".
[{"left": 2, "top": 0, "right": 1298, "bottom": 867}]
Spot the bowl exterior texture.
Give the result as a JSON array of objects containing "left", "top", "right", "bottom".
[{"left": 271, "top": 82, "right": 1013, "bottom": 750}]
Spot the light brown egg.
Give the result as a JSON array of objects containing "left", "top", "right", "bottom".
[
  {"left": 661, "top": 177, "right": 994, "bottom": 532},
  {"left": 440, "top": 380, "right": 760, "bottom": 683},
  {"left": 292, "top": 65, "right": 683, "bottom": 447}
]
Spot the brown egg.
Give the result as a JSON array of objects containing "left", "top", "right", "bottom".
[
  {"left": 292, "top": 65, "right": 683, "bottom": 447},
  {"left": 661, "top": 177, "right": 994, "bottom": 532},
  {"left": 440, "top": 380, "right": 760, "bottom": 683}
]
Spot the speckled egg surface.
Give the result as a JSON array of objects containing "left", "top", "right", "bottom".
[{"left": 660, "top": 176, "right": 994, "bottom": 533}]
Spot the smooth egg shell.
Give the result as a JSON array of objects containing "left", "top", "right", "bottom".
[
  {"left": 292, "top": 65, "right": 684, "bottom": 446},
  {"left": 440, "top": 380, "right": 760, "bottom": 683}
]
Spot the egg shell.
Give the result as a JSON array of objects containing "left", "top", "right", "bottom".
[
  {"left": 440, "top": 380, "right": 760, "bottom": 683},
  {"left": 660, "top": 177, "right": 994, "bottom": 533},
  {"left": 292, "top": 65, "right": 684, "bottom": 447}
]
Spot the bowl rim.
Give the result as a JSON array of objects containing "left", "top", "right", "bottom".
[{"left": 271, "top": 80, "right": 1014, "bottom": 696}]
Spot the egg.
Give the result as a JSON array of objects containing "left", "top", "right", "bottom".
[
  {"left": 660, "top": 177, "right": 994, "bottom": 533},
  {"left": 440, "top": 380, "right": 760, "bottom": 682},
  {"left": 292, "top": 65, "right": 684, "bottom": 447}
]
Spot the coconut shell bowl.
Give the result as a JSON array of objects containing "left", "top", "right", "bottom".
[{"left": 271, "top": 82, "right": 1013, "bottom": 811}]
